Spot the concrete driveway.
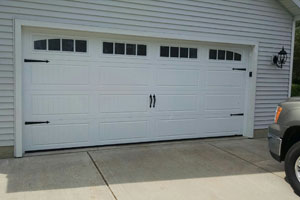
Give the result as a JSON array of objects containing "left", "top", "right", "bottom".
[{"left": 0, "top": 137, "right": 298, "bottom": 200}]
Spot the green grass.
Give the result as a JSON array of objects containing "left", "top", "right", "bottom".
[{"left": 292, "top": 84, "right": 300, "bottom": 97}]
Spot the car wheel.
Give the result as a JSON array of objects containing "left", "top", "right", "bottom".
[{"left": 285, "top": 141, "right": 300, "bottom": 195}]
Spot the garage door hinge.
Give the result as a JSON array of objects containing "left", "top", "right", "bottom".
[
  {"left": 230, "top": 113, "right": 244, "bottom": 116},
  {"left": 24, "top": 59, "right": 49, "bottom": 63},
  {"left": 249, "top": 72, "right": 253, "bottom": 77},
  {"left": 25, "top": 121, "right": 50, "bottom": 125},
  {"left": 232, "top": 68, "right": 246, "bottom": 71}
]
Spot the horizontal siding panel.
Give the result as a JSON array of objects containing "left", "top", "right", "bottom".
[
  {"left": 0, "top": 122, "right": 13, "bottom": 128},
  {"left": 0, "top": 134, "right": 14, "bottom": 141},
  {"left": 0, "top": 52, "right": 13, "bottom": 59},
  {"left": 84, "top": 0, "right": 292, "bottom": 22},
  {"left": 0, "top": 91, "right": 14, "bottom": 97},
  {"left": 0, "top": 38, "right": 13, "bottom": 45},
  {"left": 255, "top": 99, "right": 288, "bottom": 104},
  {"left": 0, "top": 32, "right": 12, "bottom": 39},
  {"left": 0, "top": 103, "right": 13, "bottom": 109},
  {"left": 0, "top": 97, "right": 13, "bottom": 103},
  {"left": 0, "top": 65, "right": 13, "bottom": 72},
  {"left": 0, "top": 116, "right": 13, "bottom": 122},
  {"left": 257, "top": 69, "right": 290, "bottom": 75},
  {"left": 257, "top": 73, "right": 290, "bottom": 78},
  {"left": 21, "top": 0, "right": 293, "bottom": 32},
  {"left": 0, "top": 109, "right": 13, "bottom": 115},
  {"left": 255, "top": 86, "right": 289, "bottom": 90},
  {"left": 255, "top": 82, "right": 289, "bottom": 87},
  {"left": 1, "top": 0, "right": 294, "bottom": 32},
  {"left": 0, "top": 140, "right": 14, "bottom": 146},
  {"left": 0, "top": 19, "right": 12, "bottom": 26},
  {"left": 255, "top": 113, "right": 275, "bottom": 118},
  {"left": 256, "top": 105, "right": 278, "bottom": 110},
  {"left": 0, "top": 84, "right": 14, "bottom": 91},
  {"left": 256, "top": 78, "right": 289, "bottom": 83},
  {"left": 0, "top": 78, "right": 13, "bottom": 84},
  {"left": 0, "top": 58, "right": 13, "bottom": 65},
  {"left": 256, "top": 91, "right": 289, "bottom": 95},
  {"left": 0, "top": 127, "right": 13, "bottom": 134},
  {"left": 0, "top": 25, "right": 13, "bottom": 33},
  {"left": 0, "top": 6, "right": 292, "bottom": 41},
  {"left": 165, "top": 0, "right": 290, "bottom": 15},
  {"left": 0, "top": 45, "right": 13, "bottom": 52},
  {"left": 254, "top": 107, "right": 277, "bottom": 113},
  {"left": 25, "top": 0, "right": 292, "bottom": 22},
  {"left": 0, "top": 71, "right": 13, "bottom": 78}
]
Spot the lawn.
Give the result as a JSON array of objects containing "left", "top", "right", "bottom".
[{"left": 292, "top": 84, "right": 300, "bottom": 97}]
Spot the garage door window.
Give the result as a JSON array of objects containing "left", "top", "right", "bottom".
[
  {"left": 115, "top": 43, "right": 125, "bottom": 54},
  {"left": 137, "top": 44, "right": 147, "bottom": 56},
  {"left": 103, "top": 42, "right": 147, "bottom": 56},
  {"left": 62, "top": 39, "right": 74, "bottom": 52},
  {"left": 234, "top": 53, "right": 242, "bottom": 61},
  {"left": 34, "top": 39, "right": 47, "bottom": 50},
  {"left": 180, "top": 48, "right": 188, "bottom": 58},
  {"left": 171, "top": 47, "right": 179, "bottom": 57},
  {"left": 209, "top": 49, "right": 242, "bottom": 61},
  {"left": 34, "top": 38, "right": 87, "bottom": 53},
  {"left": 160, "top": 46, "right": 197, "bottom": 59},
  {"left": 75, "top": 40, "right": 87, "bottom": 53},
  {"left": 226, "top": 51, "right": 234, "bottom": 60},
  {"left": 48, "top": 39, "right": 60, "bottom": 51},
  {"left": 126, "top": 44, "right": 136, "bottom": 55}
]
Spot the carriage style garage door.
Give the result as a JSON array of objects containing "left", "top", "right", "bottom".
[{"left": 22, "top": 28, "right": 249, "bottom": 151}]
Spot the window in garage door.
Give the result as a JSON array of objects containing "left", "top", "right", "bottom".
[{"left": 103, "top": 42, "right": 147, "bottom": 56}]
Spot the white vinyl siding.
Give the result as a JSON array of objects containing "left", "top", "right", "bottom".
[{"left": 0, "top": 0, "right": 294, "bottom": 146}]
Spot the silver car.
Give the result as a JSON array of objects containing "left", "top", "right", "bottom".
[{"left": 268, "top": 97, "right": 300, "bottom": 195}]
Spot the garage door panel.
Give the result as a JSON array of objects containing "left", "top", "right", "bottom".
[
  {"left": 202, "top": 117, "right": 242, "bottom": 134},
  {"left": 204, "top": 95, "right": 242, "bottom": 111},
  {"left": 155, "top": 69, "right": 199, "bottom": 86},
  {"left": 99, "top": 67, "right": 150, "bottom": 86},
  {"left": 99, "top": 94, "right": 149, "bottom": 113},
  {"left": 26, "top": 123, "right": 89, "bottom": 150},
  {"left": 155, "top": 95, "right": 198, "bottom": 112},
  {"left": 206, "top": 71, "right": 243, "bottom": 87},
  {"left": 31, "top": 65, "right": 89, "bottom": 85},
  {"left": 31, "top": 94, "right": 89, "bottom": 115},
  {"left": 155, "top": 118, "right": 198, "bottom": 137},
  {"left": 99, "top": 120, "right": 149, "bottom": 141}
]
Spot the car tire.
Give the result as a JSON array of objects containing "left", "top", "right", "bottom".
[{"left": 285, "top": 141, "right": 300, "bottom": 196}]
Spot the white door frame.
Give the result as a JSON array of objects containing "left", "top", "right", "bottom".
[{"left": 14, "top": 19, "right": 258, "bottom": 157}]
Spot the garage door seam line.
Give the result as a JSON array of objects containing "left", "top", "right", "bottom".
[
  {"left": 87, "top": 152, "right": 118, "bottom": 200},
  {"left": 207, "top": 142, "right": 283, "bottom": 179}
]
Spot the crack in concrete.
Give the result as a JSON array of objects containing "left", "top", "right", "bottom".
[{"left": 208, "top": 142, "right": 285, "bottom": 180}]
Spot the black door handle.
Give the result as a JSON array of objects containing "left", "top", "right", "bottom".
[
  {"left": 153, "top": 95, "right": 156, "bottom": 108},
  {"left": 149, "top": 95, "right": 152, "bottom": 108}
]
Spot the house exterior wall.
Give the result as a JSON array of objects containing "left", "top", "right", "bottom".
[{"left": 0, "top": 0, "right": 294, "bottom": 146}]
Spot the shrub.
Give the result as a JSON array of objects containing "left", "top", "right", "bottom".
[{"left": 292, "top": 84, "right": 300, "bottom": 97}]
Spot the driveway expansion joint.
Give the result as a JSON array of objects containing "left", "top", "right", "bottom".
[
  {"left": 207, "top": 142, "right": 284, "bottom": 179},
  {"left": 87, "top": 151, "right": 118, "bottom": 200}
]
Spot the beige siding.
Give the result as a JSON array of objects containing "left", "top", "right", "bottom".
[{"left": 0, "top": 0, "right": 294, "bottom": 146}]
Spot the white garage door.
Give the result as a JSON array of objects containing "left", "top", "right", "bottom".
[{"left": 22, "top": 28, "right": 249, "bottom": 151}]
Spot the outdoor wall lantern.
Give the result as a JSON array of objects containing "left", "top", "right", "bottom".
[{"left": 273, "top": 47, "right": 287, "bottom": 68}]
